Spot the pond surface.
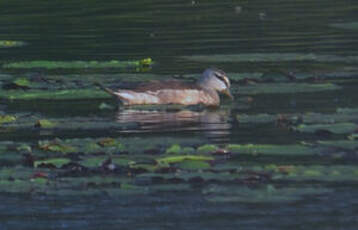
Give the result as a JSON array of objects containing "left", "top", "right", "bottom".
[{"left": 1, "top": 0, "right": 358, "bottom": 229}]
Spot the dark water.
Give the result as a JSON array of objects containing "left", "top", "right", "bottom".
[{"left": 1, "top": 0, "right": 358, "bottom": 229}]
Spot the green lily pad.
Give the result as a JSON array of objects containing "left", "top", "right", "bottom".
[
  {"left": 176, "top": 160, "right": 211, "bottom": 170},
  {"left": 237, "top": 108, "right": 358, "bottom": 125},
  {"left": 182, "top": 53, "right": 358, "bottom": 63},
  {"left": 38, "top": 140, "right": 77, "bottom": 153},
  {"left": 0, "top": 40, "right": 26, "bottom": 48},
  {"left": 227, "top": 144, "right": 320, "bottom": 156},
  {"left": 197, "top": 144, "right": 218, "bottom": 154},
  {"left": 317, "top": 140, "right": 358, "bottom": 150},
  {"left": 0, "top": 115, "right": 16, "bottom": 124},
  {"left": 13, "top": 78, "right": 31, "bottom": 87},
  {"left": 80, "top": 156, "right": 107, "bottom": 168},
  {"left": 156, "top": 155, "right": 214, "bottom": 165},
  {"left": 35, "top": 119, "right": 57, "bottom": 128},
  {"left": 34, "top": 158, "right": 71, "bottom": 168},
  {"left": 279, "top": 165, "right": 358, "bottom": 182},
  {"left": 237, "top": 83, "right": 341, "bottom": 95},
  {"left": 165, "top": 144, "right": 182, "bottom": 154},
  {"left": 3, "top": 58, "right": 153, "bottom": 69},
  {"left": 0, "top": 89, "right": 111, "bottom": 100},
  {"left": 294, "top": 123, "right": 357, "bottom": 134}
]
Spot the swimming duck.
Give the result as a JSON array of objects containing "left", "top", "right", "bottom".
[{"left": 97, "top": 68, "right": 233, "bottom": 106}]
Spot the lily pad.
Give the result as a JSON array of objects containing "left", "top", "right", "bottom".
[
  {"left": 35, "top": 119, "right": 57, "bottom": 128},
  {"left": 237, "top": 83, "right": 341, "bottom": 95},
  {"left": 38, "top": 140, "right": 77, "bottom": 154},
  {"left": 182, "top": 53, "right": 358, "bottom": 63},
  {"left": 176, "top": 160, "right": 211, "bottom": 170},
  {"left": 156, "top": 155, "right": 214, "bottom": 165},
  {"left": 165, "top": 144, "right": 182, "bottom": 154},
  {"left": 197, "top": 144, "right": 218, "bottom": 154},
  {"left": 0, "top": 115, "right": 16, "bottom": 124},
  {"left": 3, "top": 58, "right": 153, "bottom": 69},
  {"left": 227, "top": 144, "right": 320, "bottom": 156},
  {"left": 0, "top": 89, "right": 110, "bottom": 100},
  {"left": 80, "top": 156, "right": 107, "bottom": 168},
  {"left": 0, "top": 40, "right": 26, "bottom": 48},
  {"left": 34, "top": 158, "right": 71, "bottom": 168},
  {"left": 294, "top": 123, "right": 357, "bottom": 134},
  {"left": 13, "top": 78, "right": 31, "bottom": 87},
  {"left": 317, "top": 140, "right": 358, "bottom": 150}
]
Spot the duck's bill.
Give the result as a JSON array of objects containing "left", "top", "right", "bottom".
[{"left": 222, "top": 89, "right": 234, "bottom": 100}]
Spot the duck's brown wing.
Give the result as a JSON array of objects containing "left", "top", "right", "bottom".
[{"left": 133, "top": 80, "right": 201, "bottom": 92}]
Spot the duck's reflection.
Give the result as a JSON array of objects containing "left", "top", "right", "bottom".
[{"left": 115, "top": 108, "right": 232, "bottom": 141}]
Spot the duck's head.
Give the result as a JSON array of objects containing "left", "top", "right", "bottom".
[{"left": 197, "top": 68, "right": 233, "bottom": 100}]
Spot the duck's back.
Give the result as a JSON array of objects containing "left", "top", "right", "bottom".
[{"left": 113, "top": 80, "right": 219, "bottom": 106}]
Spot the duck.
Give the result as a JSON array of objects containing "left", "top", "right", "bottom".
[{"left": 96, "top": 68, "right": 233, "bottom": 107}]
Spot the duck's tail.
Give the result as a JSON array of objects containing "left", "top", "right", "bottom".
[{"left": 93, "top": 82, "right": 117, "bottom": 97}]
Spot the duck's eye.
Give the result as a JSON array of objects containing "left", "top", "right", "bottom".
[{"left": 215, "top": 73, "right": 229, "bottom": 87}]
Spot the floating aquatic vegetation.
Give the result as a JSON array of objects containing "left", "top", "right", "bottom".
[
  {"left": 197, "top": 144, "right": 218, "bottom": 154},
  {"left": 176, "top": 160, "right": 211, "bottom": 170},
  {"left": 80, "top": 156, "right": 108, "bottom": 168},
  {"left": 156, "top": 155, "right": 214, "bottom": 165},
  {"left": 182, "top": 53, "right": 358, "bottom": 63},
  {"left": 277, "top": 165, "right": 358, "bottom": 182},
  {"left": 0, "top": 89, "right": 111, "bottom": 100},
  {"left": 38, "top": 139, "right": 77, "bottom": 154},
  {"left": 0, "top": 40, "right": 26, "bottom": 48},
  {"left": 0, "top": 115, "right": 139, "bottom": 134},
  {"left": 3, "top": 58, "right": 153, "bottom": 69},
  {"left": 0, "top": 136, "right": 356, "bottom": 196},
  {"left": 226, "top": 144, "right": 320, "bottom": 156},
  {"left": 35, "top": 119, "right": 57, "bottom": 128},
  {"left": 165, "top": 144, "right": 182, "bottom": 154},
  {"left": 0, "top": 115, "right": 16, "bottom": 124},
  {"left": 12, "top": 78, "right": 31, "bottom": 88},
  {"left": 237, "top": 108, "right": 358, "bottom": 125},
  {"left": 316, "top": 140, "right": 358, "bottom": 150},
  {"left": 237, "top": 83, "right": 341, "bottom": 95},
  {"left": 34, "top": 158, "right": 71, "bottom": 168},
  {"left": 293, "top": 123, "right": 357, "bottom": 134}
]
